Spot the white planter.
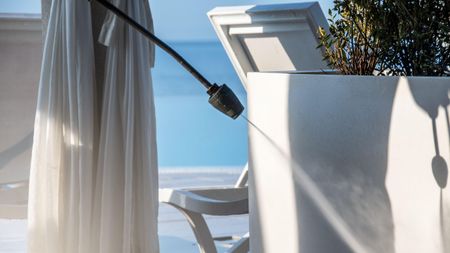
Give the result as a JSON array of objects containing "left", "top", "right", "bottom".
[{"left": 247, "top": 72, "right": 450, "bottom": 253}]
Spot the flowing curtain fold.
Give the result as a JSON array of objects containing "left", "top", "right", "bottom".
[
  {"left": 28, "top": 0, "right": 97, "bottom": 252},
  {"left": 29, "top": 0, "right": 158, "bottom": 252},
  {"left": 92, "top": 0, "right": 158, "bottom": 252}
]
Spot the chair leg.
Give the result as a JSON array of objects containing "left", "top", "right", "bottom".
[
  {"left": 227, "top": 233, "right": 249, "bottom": 253},
  {"left": 171, "top": 205, "right": 218, "bottom": 253}
]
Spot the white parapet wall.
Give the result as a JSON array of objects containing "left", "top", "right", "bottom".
[
  {"left": 247, "top": 72, "right": 450, "bottom": 253},
  {"left": 0, "top": 14, "right": 42, "bottom": 218}
]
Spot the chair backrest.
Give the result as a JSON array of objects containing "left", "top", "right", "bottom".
[
  {"left": 0, "top": 14, "right": 42, "bottom": 219},
  {"left": 208, "top": 2, "right": 330, "bottom": 91}
]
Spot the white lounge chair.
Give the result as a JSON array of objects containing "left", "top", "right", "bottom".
[
  {"left": 159, "top": 164, "right": 249, "bottom": 253},
  {"left": 161, "top": 3, "right": 330, "bottom": 253},
  {"left": 0, "top": 180, "right": 28, "bottom": 219}
]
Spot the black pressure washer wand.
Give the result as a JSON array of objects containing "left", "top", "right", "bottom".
[{"left": 90, "top": 0, "right": 244, "bottom": 119}]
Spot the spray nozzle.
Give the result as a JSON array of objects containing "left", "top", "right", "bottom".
[
  {"left": 92, "top": 0, "right": 245, "bottom": 120},
  {"left": 207, "top": 84, "right": 244, "bottom": 120}
]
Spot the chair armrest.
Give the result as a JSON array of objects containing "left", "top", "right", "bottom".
[
  {"left": 0, "top": 180, "right": 28, "bottom": 219},
  {"left": 159, "top": 187, "right": 248, "bottom": 216},
  {"left": 0, "top": 180, "right": 28, "bottom": 205}
]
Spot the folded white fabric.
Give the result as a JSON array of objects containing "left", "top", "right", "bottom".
[
  {"left": 28, "top": 0, "right": 97, "bottom": 252},
  {"left": 98, "top": 0, "right": 155, "bottom": 67},
  {"left": 92, "top": 0, "right": 158, "bottom": 252},
  {"left": 28, "top": 0, "right": 158, "bottom": 252}
]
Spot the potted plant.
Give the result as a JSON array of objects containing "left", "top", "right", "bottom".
[{"left": 318, "top": 0, "right": 450, "bottom": 76}]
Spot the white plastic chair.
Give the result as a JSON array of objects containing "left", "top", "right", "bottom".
[
  {"left": 159, "top": 164, "right": 249, "bottom": 253},
  {"left": 0, "top": 180, "right": 28, "bottom": 219}
]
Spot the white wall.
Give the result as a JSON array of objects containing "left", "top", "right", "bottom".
[{"left": 0, "top": 14, "right": 42, "bottom": 184}]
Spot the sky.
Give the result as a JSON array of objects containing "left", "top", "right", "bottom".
[{"left": 0, "top": 0, "right": 333, "bottom": 41}]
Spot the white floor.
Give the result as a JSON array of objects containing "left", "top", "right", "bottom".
[{"left": 0, "top": 169, "right": 248, "bottom": 253}]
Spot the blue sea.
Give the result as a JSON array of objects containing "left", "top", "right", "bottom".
[{"left": 152, "top": 41, "right": 248, "bottom": 168}]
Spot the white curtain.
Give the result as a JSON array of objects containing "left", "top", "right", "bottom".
[
  {"left": 92, "top": 0, "right": 158, "bottom": 252},
  {"left": 28, "top": 0, "right": 158, "bottom": 252}
]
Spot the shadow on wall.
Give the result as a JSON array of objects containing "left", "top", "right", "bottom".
[
  {"left": 287, "top": 75, "right": 398, "bottom": 253},
  {"left": 408, "top": 79, "right": 450, "bottom": 252},
  {"left": 407, "top": 79, "right": 450, "bottom": 189}
]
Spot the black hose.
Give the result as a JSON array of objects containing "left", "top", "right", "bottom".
[{"left": 90, "top": 0, "right": 213, "bottom": 90}]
